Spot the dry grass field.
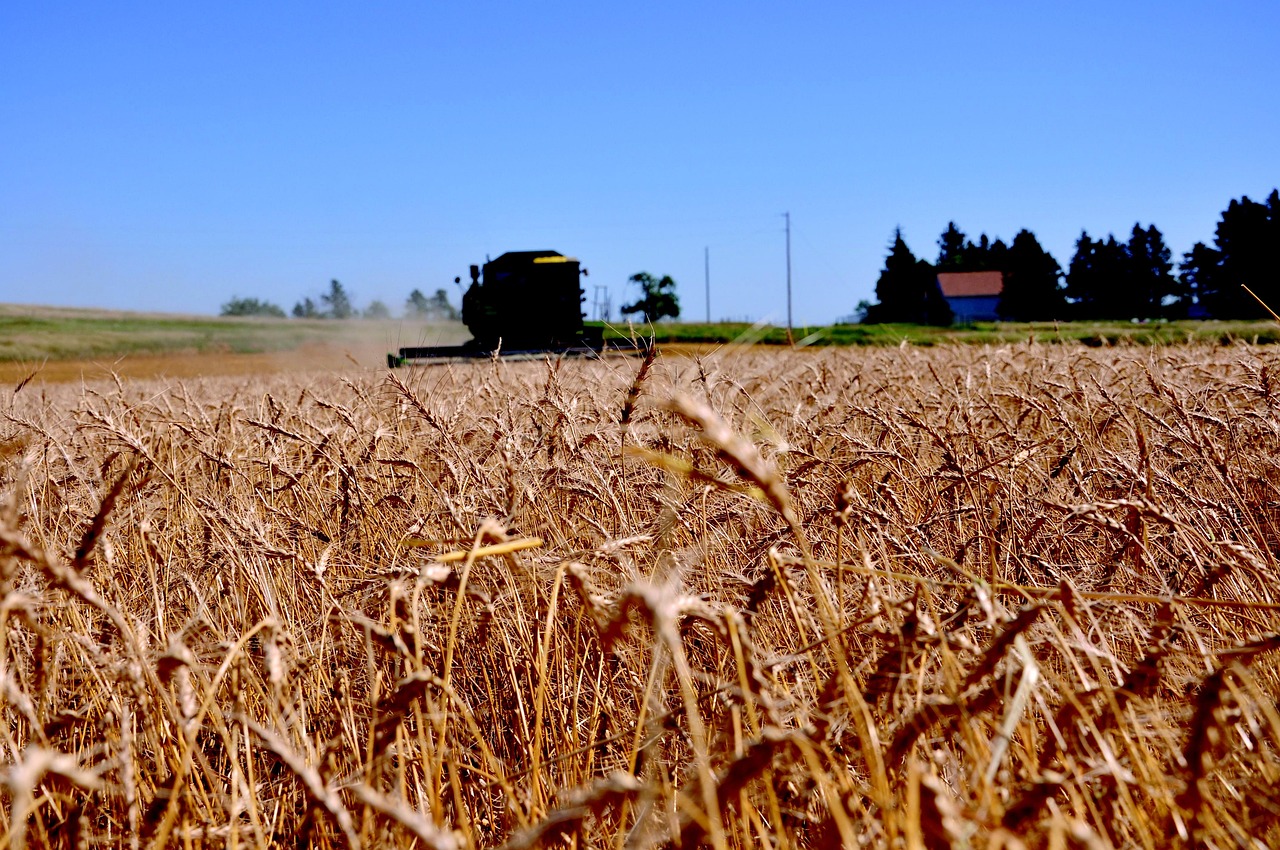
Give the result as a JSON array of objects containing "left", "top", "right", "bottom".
[{"left": 1, "top": 343, "right": 1279, "bottom": 849}]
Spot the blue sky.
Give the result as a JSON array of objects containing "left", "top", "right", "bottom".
[{"left": 3, "top": 2, "right": 1277, "bottom": 324}]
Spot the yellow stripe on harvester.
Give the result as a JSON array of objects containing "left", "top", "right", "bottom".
[{"left": 532, "top": 256, "right": 576, "bottom": 263}]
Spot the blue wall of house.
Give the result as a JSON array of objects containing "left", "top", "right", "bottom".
[{"left": 947, "top": 295, "right": 1001, "bottom": 323}]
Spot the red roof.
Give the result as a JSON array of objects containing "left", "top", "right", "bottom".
[{"left": 938, "top": 271, "right": 1003, "bottom": 298}]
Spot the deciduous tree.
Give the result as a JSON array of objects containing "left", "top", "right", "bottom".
[
  {"left": 621, "top": 272, "right": 680, "bottom": 323},
  {"left": 220, "top": 296, "right": 285, "bottom": 317},
  {"left": 362, "top": 300, "right": 391, "bottom": 319}
]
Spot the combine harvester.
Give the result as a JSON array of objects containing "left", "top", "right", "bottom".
[{"left": 388, "top": 251, "right": 645, "bottom": 367}]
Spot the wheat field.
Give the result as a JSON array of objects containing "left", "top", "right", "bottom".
[{"left": 1, "top": 343, "right": 1278, "bottom": 849}]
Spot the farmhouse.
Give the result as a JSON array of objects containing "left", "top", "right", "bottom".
[{"left": 938, "top": 271, "right": 1003, "bottom": 322}]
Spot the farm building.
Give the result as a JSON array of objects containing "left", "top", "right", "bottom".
[{"left": 938, "top": 271, "right": 1003, "bottom": 322}]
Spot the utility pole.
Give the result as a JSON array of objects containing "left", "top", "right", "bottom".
[
  {"left": 784, "top": 212, "right": 793, "bottom": 343},
  {"left": 704, "top": 246, "right": 710, "bottom": 323},
  {"left": 593, "top": 284, "right": 610, "bottom": 322}
]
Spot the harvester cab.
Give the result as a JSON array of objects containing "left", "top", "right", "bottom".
[{"left": 460, "top": 251, "right": 598, "bottom": 351}]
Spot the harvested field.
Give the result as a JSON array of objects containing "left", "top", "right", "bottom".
[
  {"left": 0, "top": 343, "right": 396, "bottom": 387},
  {"left": 1, "top": 343, "right": 1279, "bottom": 848}
]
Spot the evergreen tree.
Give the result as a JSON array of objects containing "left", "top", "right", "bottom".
[
  {"left": 1067, "top": 232, "right": 1128, "bottom": 319},
  {"left": 987, "top": 238, "right": 1009, "bottom": 274},
  {"left": 1126, "top": 224, "right": 1179, "bottom": 318},
  {"left": 998, "top": 230, "right": 1065, "bottom": 321},
  {"left": 1064, "top": 232, "right": 1099, "bottom": 317},
  {"left": 320, "top": 279, "right": 353, "bottom": 319},
  {"left": 1183, "top": 191, "right": 1280, "bottom": 318},
  {"left": 405, "top": 289, "right": 431, "bottom": 317},
  {"left": 948, "top": 233, "right": 998, "bottom": 272},
  {"left": 965, "top": 234, "right": 994, "bottom": 270},
  {"left": 1066, "top": 227, "right": 1178, "bottom": 320},
  {"left": 863, "top": 230, "right": 952, "bottom": 325},
  {"left": 937, "top": 222, "right": 968, "bottom": 271},
  {"left": 292, "top": 297, "right": 319, "bottom": 318},
  {"left": 1178, "top": 242, "right": 1222, "bottom": 316},
  {"left": 1095, "top": 235, "right": 1132, "bottom": 317},
  {"left": 406, "top": 287, "right": 459, "bottom": 320},
  {"left": 430, "top": 288, "right": 459, "bottom": 320}
]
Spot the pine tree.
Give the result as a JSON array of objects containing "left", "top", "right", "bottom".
[
  {"left": 429, "top": 288, "right": 459, "bottom": 321},
  {"left": 863, "top": 230, "right": 952, "bottom": 325},
  {"left": 406, "top": 289, "right": 428, "bottom": 317},
  {"left": 987, "top": 238, "right": 1009, "bottom": 274},
  {"left": 1065, "top": 232, "right": 1100, "bottom": 318},
  {"left": 997, "top": 230, "right": 1065, "bottom": 321},
  {"left": 406, "top": 288, "right": 459, "bottom": 320},
  {"left": 1067, "top": 229, "right": 1172, "bottom": 319},
  {"left": 956, "top": 233, "right": 996, "bottom": 271},
  {"left": 321, "top": 279, "right": 353, "bottom": 319},
  {"left": 1179, "top": 192, "right": 1280, "bottom": 318},
  {"left": 292, "top": 297, "right": 319, "bottom": 318},
  {"left": 937, "top": 222, "right": 968, "bottom": 272},
  {"left": 1097, "top": 236, "right": 1134, "bottom": 317},
  {"left": 1179, "top": 242, "right": 1222, "bottom": 316},
  {"left": 1126, "top": 224, "right": 1178, "bottom": 318}
]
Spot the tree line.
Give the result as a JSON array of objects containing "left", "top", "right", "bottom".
[
  {"left": 861, "top": 189, "right": 1280, "bottom": 324},
  {"left": 221, "top": 280, "right": 460, "bottom": 321},
  {"left": 223, "top": 272, "right": 684, "bottom": 323}
]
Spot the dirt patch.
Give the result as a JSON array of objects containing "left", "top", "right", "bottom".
[
  {"left": 0, "top": 340, "right": 770, "bottom": 389},
  {"left": 0, "top": 341, "right": 394, "bottom": 386}
]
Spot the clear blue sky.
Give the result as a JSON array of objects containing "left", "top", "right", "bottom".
[{"left": 4, "top": 2, "right": 1277, "bottom": 324}]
